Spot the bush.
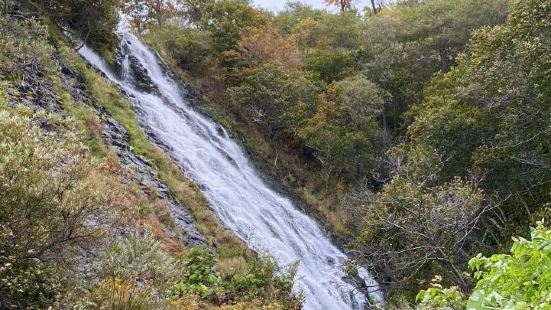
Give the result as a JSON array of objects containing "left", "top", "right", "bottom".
[
  {"left": 467, "top": 221, "right": 551, "bottom": 309},
  {"left": 303, "top": 51, "right": 356, "bottom": 83},
  {"left": 92, "top": 231, "right": 178, "bottom": 309},
  {"left": 171, "top": 248, "right": 300, "bottom": 308},
  {"left": 228, "top": 61, "right": 319, "bottom": 138},
  {"left": 144, "top": 25, "right": 214, "bottom": 76},
  {"left": 0, "top": 256, "right": 66, "bottom": 309},
  {"left": 417, "top": 221, "right": 551, "bottom": 309},
  {"left": 171, "top": 248, "right": 223, "bottom": 301},
  {"left": 41, "top": 0, "right": 120, "bottom": 54},
  {"left": 0, "top": 105, "right": 125, "bottom": 307},
  {"left": 0, "top": 16, "right": 55, "bottom": 80}
]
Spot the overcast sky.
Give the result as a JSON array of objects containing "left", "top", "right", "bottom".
[{"left": 251, "top": 0, "right": 371, "bottom": 12}]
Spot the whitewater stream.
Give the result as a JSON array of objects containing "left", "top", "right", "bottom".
[{"left": 79, "top": 25, "right": 381, "bottom": 309}]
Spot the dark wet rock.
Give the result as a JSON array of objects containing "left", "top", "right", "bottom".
[
  {"left": 8, "top": 66, "right": 61, "bottom": 113},
  {"left": 129, "top": 55, "right": 158, "bottom": 93},
  {"left": 342, "top": 274, "right": 375, "bottom": 309},
  {"left": 113, "top": 44, "right": 158, "bottom": 94},
  {"left": 216, "top": 125, "right": 227, "bottom": 137}
]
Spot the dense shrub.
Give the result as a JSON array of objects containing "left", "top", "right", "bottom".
[
  {"left": 0, "top": 105, "right": 125, "bottom": 308},
  {"left": 417, "top": 221, "right": 551, "bottom": 309},
  {"left": 0, "top": 16, "right": 55, "bottom": 81},
  {"left": 41, "top": 0, "right": 120, "bottom": 54},
  {"left": 405, "top": 0, "right": 551, "bottom": 225},
  {"left": 171, "top": 248, "right": 299, "bottom": 308},
  {"left": 91, "top": 232, "right": 177, "bottom": 309},
  {"left": 228, "top": 61, "right": 319, "bottom": 138},
  {"left": 144, "top": 24, "right": 215, "bottom": 77},
  {"left": 303, "top": 51, "right": 356, "bottom": 83}
]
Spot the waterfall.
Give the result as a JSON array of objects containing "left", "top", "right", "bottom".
[{"left": 79, "top": 26, "right": 382, "bottom": 310}]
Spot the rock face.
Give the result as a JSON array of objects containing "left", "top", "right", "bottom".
[
  {"left": 10, "top": 50, "right": 206, "bottom": 248},
  {"left": 100, "top": 112, "right": 205, "bottom": 247},
  {"left": 7, "top": 66, "right": 61, "bottom": 113},
  {"left": 113, "top": 42, "right": 158, "bottom": 93}
]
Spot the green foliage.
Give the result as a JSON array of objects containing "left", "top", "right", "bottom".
[
  {"left": 405, "top": 0, "right": 551, "bottom": 225},
  {"left": 229, "top": 61, "right": 319, "bottom": 138},
  {"left": 0, "top": 256, "right": 65, "bottom": 309},
  {"left": 292, "top": 11, "right": 361, "bottom": 52},
  {"left": 353, "top": 171, "right": 488, "bottom": 292},
  {"left": 406, "top": 68, "right": 483, "bottom": 180},
  {"left": 229, "top": 26, "right": 301, "bottom": 72},
  {"left": 467, "top": 221, "right": 551, "bottom": 309},
  {"left": 0, "top": 16, "right": 55, "bottom": 80},
  {"left": 171, "top": 248, "right": 223, "bottom": 300},
  {"left": 299, "top": 74, "right": 384, "bottom": 182},
  {"left": 303, "top": 51, "right": 356, "bottom": 83},
  {"left": 144, "top": 24, "right": 214, "bottom": 76},
  {"left": 171, "top": 248, "right": 299, "bottom": 306},
  {"left": 228, "top": 257, "right": 297, "bottom": 302},
  {"left": 275, "top": 1, "right": 326, "bottom": 35},
  {"left": 417, "top": 221, "right": 551, "bottom": 309},
  {"left": 124, "top": 0, "right": 183, "bottom": 31},
  {"left": 200, "top": 0, "right": 269, "bottom": 52},
  {"left": 417, "top": 284, "right": 464, "bottom": 310},
  {"left": 99, "top": 231, "right": 176, "bottom": 283},
  {"left": 41, "top": 0, "right": 120, "bottom": 54},
  {"left": 92, "top": 232, "right": 177, "bottom": 309},
  {"left": 361, "top": 0, "right": 511, "bottom": 127},
  {"left": 0, "top": 105, "right": 126, "bottom": 308}
]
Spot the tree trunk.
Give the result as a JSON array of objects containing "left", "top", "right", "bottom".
[
  {"left": 439, "top": 48, "right": 451, "bottom": 72},
  {"left": 437, "top": 251, "right": 469, "bottom": 293},
  {"left": 447, "top": 260, "right": 469, "bottom": 293},
  {"left": 370, "top": 0, "right": 379, "bottom": 14}
]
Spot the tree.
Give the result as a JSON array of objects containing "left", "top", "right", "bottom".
[
  {"left": 181, "top": 0, "right": 214, "bottom": 28},
  {"left": 303, "top": 51, "right": 356, "bottom": 83},
  {"left": 324, "top": 0, "right": 352, "bottom": 12},
  {"left": 369, "top": 0, "right": 381, "bottom": 14},
  {"left": 348, "top": 146, "right": 504, "bottom": 294},
  {"left": 228, "top": 61, "right": 319, "bottom": 139},
  {"left": 124, "top": 0, "right": 184, "bottom": 31},
  {"left": 405, "top": 0, "right": 551, "bottom": 228},
  {"left": 299, "top": 75, "right": 385, "bottom": 185},
  {"left": 142, "top": 25, "right": 214, "bottom": 76},
  {"left": 41, "top": 0, "right": 121, "bottom": 52},
  {"left": 200, "top": 0, "right": 270, "bottom": 52},
  {"left": 360, "top": 0, "right": 511, "bottom": 131},
  {"left": 293, "top": 10, "right": 361, "bottom": 52},
  {"left": 230, "top": 26, "right": 301, "bottom": 71},
  {"left": 275, "top": 1, "right": 326, "bottom": 35}
]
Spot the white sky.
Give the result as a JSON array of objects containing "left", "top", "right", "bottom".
[{"left": 252, "top": 0, "right": 372, "bottom": 12}]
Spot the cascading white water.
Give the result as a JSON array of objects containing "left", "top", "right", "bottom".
[{"left": 79, "top": 25, "right": 381, "bottom": 310}]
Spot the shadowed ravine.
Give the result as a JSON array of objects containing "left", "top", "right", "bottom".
[{"left": 79, "top": 23, "right": 381, "bottom": 310}]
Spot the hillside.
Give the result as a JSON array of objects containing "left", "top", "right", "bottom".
[
  {"left": 1, "top": 0, "right": 550, "bottom": 309},
  {"left": 0, "top": 3, "right": 298, "bottom": 308}
]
